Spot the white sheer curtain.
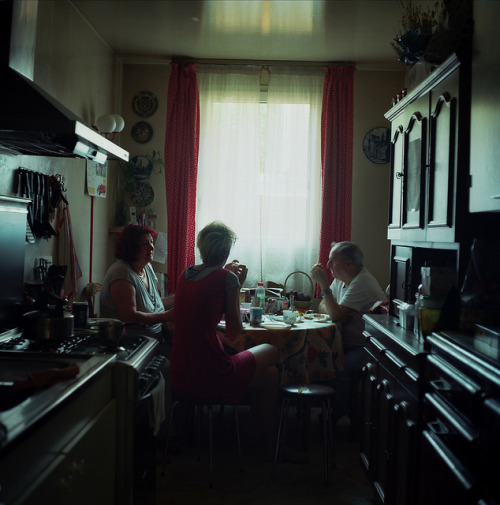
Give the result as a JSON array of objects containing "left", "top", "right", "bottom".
[{"left": 196, "top": 65, "right": 324, "bottom": 294}]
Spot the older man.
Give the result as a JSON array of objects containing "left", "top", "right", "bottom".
[{"left": 311, "top": 241, "right": 386, "bottom": 429}]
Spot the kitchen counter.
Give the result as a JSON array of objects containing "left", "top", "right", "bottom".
[
  {"left": 0, "top": 351, "right": 117, "bottom": 505},
  {"left": 0, "top": 352, "right": 114, "bottom": 450}
]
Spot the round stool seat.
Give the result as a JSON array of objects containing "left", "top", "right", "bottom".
[{"left": 280, "top": 383, "right": 335, "bottom": 397}]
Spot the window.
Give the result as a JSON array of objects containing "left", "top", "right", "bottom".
[{"left": 196, "top": 65, "right": 324, "bottom": 292}]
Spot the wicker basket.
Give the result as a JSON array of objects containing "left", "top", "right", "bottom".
[{"left": 283, "top": 270, "right": 313, "bottom": 309}]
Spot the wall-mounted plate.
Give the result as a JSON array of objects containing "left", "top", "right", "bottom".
[
  {"left": 132, "top": 90, "right": 158, "bottom": 117},
  {"left": 131, "top": 121, "right": 153, "bottom": 143},
  {"left": 362, "top": 127, "right": 391, "bottom": 164}
]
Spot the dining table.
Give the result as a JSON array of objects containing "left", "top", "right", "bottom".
[{"left": 218, "top": 314, "right": 344, "bottom": 386}]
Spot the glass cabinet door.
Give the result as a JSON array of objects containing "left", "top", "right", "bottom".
[
  {"left": 403, "top": 111, "right": 427, "bottom": 236},
  {"left": 388, "top": 125, "right": 404, "bottom": 238}
]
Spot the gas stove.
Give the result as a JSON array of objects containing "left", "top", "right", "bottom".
[{"left": 0, "top": 331, "right": 148, "bottom": 362}]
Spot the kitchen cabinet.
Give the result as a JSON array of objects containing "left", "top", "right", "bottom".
[
  {"left": 386, "top": 54, "right": 465, "bottom": 244},
  {"left": 419, "top": 332, "right": 500, "bottom": 505},
  {"left": 361, "top": 315, "right": 500, "bottom": 505},
  {"left": 361, "top": 314, "right": 426, "bottom": 505}
]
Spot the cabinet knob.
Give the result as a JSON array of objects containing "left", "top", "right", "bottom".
[{"left": 396, "top": 172, "right": 404, "bottom": 179}]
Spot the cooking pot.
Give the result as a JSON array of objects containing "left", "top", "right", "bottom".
[
  {"left": 22, "top": 309, "right": 74, "bottom": 340},
  {"left": 89, "top": 318, "right": 125, "bottom": 342}
]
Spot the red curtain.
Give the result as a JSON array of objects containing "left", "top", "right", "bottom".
[
  {"left": 317, "top": 66, "right": 355, "bottom": 293},
  {"left": 164, "top": 62, "right": 200, "bottom": 294}
]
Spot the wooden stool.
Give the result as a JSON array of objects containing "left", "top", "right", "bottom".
[
  {"left": 273, "top": 383, "right": 336, "bottom": 485},
  {"left": 162, "top": 393, "right": 243, "bottom": 488}
]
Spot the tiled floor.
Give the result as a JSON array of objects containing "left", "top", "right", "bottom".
[{"left": 156, "top": 405, "right": 375, "bottom": 505}]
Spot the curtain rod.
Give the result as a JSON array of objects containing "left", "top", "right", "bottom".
[{"left": 171, "top": 57, "right": 354, "bottom": 67}]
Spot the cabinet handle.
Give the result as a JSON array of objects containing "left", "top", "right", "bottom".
[
  {"left": 430, "top": 378, "right": 452, "bottom": 392},
  {"left": 427, "top": 418, "right": 449, "bottom": 436}
]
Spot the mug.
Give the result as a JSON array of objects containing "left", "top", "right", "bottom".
[
  {"left": 283, "top": 310, "right": 298, "bottom": 325},
  {"left": 249, "top": 306, "right": 263, "bottom": 326}
]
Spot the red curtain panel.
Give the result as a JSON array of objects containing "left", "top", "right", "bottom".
[
  {"left": 164, "top": 62, "right": 200, "bottom": 294},
  {"left": 317, "top": 66, "right": 355, "bottom": 295}
]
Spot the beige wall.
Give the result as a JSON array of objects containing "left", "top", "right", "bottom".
[
  {"left": 352, "top": 70, "right": 405, "bottom": 291},
  {"left": 119, "top": 64, "right": 171, "bottom": 277}
]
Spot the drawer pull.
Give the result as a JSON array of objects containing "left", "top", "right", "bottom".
[
  {"left": 430, "top": 378, "right": 452, "bottom": 391},
  {"left": 427, "top": 419, "right": 449, "bottom": 435}
]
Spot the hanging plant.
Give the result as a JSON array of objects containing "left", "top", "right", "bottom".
[{"left": 391, "top": 0, "right": 446, "bottom": 64}]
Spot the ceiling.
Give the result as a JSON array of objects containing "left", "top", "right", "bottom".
[{"left": 70, "top": 0, "right": 430, "bottom": 71}]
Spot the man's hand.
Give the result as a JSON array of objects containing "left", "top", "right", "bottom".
[{"left": 311, "top": 263, "right": 330, "bottom": 290}]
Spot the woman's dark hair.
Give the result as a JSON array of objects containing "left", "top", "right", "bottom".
[{"left": 115, "top": 224, "right": 157, "bottom": 262}]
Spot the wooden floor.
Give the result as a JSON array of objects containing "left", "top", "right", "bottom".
[{"left": 155, "top": 405, "right": 375, "bottom": 505}]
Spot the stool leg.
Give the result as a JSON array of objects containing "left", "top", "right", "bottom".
[
  {"left": 161, "top": 399, "right": 179, "bottom": 476},
  {"left": 272, "top": 397, "right": 289, "bottom": 480},
  {"left": 322, "top": 399, "right": 330, "bottom": 485},
  {"left": 233, "top": 405, "right": 243, "bottom": 472},
  {"left": 208, "top": 404, "right": 214, "bottom": 488},
  {"left": 327, "top": 398, "right": 336, "bottom": 468}
]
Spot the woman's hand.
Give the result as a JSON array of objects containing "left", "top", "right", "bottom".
[
  {"left": 225, "top": 259, "right": 248, "bottom": 285},
  {"left": 218, "top": 332, "right": 244, "bottom": 353},
  {"left": 311, "top": 263, "right": 330, "bottom": 290}
]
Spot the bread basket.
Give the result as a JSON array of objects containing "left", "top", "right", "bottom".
[{"left": 283, "top": 270, "right": 313, "bottom": 309}]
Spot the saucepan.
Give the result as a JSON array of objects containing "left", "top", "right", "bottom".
[
  {"left": 22, "top": 309, "right": 74, "bottom": 340},
  {"left": 89, "top": 318, "right": 125, "bottom": 342}
]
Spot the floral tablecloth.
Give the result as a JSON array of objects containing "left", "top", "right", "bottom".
[{"left": 236, "top": 320, "right": 344, "bottom": 385}]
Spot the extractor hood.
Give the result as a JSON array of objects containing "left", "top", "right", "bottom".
[{"left": 0, "top": 0, "right": 129, "bottom": 164}]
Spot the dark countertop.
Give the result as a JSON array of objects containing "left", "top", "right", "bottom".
[{"left": 364, "top": 313, "right": 426, "bottom": 356}]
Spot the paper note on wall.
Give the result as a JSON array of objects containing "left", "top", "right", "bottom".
[
  {"left": 153, "top": 232, "right": 167, "bottom": 264},
  {"left": 86, "top": 160, "right": 107, "bottom": 198}
]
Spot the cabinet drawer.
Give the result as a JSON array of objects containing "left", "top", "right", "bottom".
[
  {"left": 478, "top": 398, "right": 500, "bottom": 505},
  {"left": 423, "top": 392, "right": 478, "bottom": 471},
  {"left": 417, "top": 430, "right": 478, "bottom": 505},
  {"left": 425, "top": 353, "right": 483, "bottom": 424}
]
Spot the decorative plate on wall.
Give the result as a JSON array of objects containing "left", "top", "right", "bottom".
[
  {"left": 130, "top": 182, "right": 155, "bottom": 206},
  {"left": 131, "top": 121, "right": 153, "bottom": 144},
  {"left": 132, "top": 90, "right": 158, "bottom": 117},
  {"left": 362, "top": 127, "right": 391, "bottom": 164}
]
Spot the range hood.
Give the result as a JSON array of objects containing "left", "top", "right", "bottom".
[{"left": 0, "top": 1, "right": 129, "bottom": 164}]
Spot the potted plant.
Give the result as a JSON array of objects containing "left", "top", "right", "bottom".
[{"left": 391, "top": 0, "right": 446, "bottom": 64}]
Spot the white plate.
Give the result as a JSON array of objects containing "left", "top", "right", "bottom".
[{"left": 260, "top": 321, "right": 291, "bottom": 329}]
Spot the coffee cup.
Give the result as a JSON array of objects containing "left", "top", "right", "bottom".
[
  {"left": 283, "top": 310, "right": 298, "bottom": 325},
  {"left": 250, "top": 306, "right": 263, "bottom": 326}
]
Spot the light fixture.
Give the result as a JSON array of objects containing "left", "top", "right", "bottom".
[{"left": 94, "top": 114, "right": 125, "bottom": 140}]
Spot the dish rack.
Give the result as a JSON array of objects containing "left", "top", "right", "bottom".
[{"left": 283, "top": 270, "right": 314, "bottom": 309}]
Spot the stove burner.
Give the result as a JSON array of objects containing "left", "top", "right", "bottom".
[{"left": 0, "top": 333, "right": 148, "bottom": 361}]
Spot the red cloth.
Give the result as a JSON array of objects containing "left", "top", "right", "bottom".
[
  {"left": 164, "top": 62, "right": 200, "bottom": 294},
  {"left": 171, "top": 268, "right": 256, "bottom": 404},
  {"left": 317, "top": 66, "right": 355, "bottom": 296}
]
